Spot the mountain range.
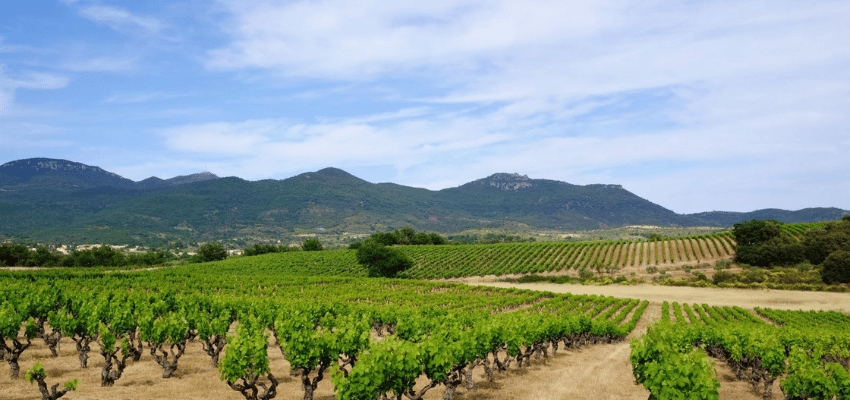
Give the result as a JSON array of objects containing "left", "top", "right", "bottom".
[{"left": 1, "top": 158, "right": 846, "bottom": 246}]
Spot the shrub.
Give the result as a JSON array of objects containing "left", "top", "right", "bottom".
[
  {"left": 712, "top": 270, "right": 736, "bottom": 285},
  {"left": 197, "top": 243, "right": 227, "bottom": 262},
  {"left": 681, "top": 265, "right": 693, "bottom": 273},
  {"left": 739, "top": 269, "right": 766, "bottom": 284},
  {"left": 714, "top": 260, "right": 732, "bottom": 270},
  {"left": 733, "top": 219, "right": 805, "bottom": 267},
  {"left": 821, "top": 250, "right": 850, "bottom": 284},
  {"left": 356, "top": 240, "right": 413, "bottom": 278},
  {"left": 646, "top": 266, "right": 658, "bottom": 274},
  {"left": 796, "top": 261, "right": 814, "bottom": 272},
  {"left": 302, "top": 238, "right": 323, "bottom": 251},
  {"left": 691, "top": 271, "right": 708, "bottom": 282},
  {"left": 802, "top": 222, "right": 850, "bottom": 265}
]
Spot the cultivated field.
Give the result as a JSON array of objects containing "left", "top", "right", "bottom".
[{"left": 2, "top": 274, "right": 847, "bottom": 400}]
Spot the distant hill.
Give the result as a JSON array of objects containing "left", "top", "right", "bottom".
[
  {"left": 0, "top": 158, "right": 219, "bottom": 191},
  {"left": 0, "top": 158, "right": 846, "bottom": 246},
  {"left": 0, "top": 158, "right": 137, "bottom": 190},
  {"left": 687, "top": 208, "right": 849, "bottom": 227}
]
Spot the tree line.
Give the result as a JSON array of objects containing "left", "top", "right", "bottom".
[{"left": 0, "top": 243, "right": 174, "bottom": 269}]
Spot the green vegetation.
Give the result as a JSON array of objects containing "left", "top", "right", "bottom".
[
  {"left": 356, "top": 240, "right": 414, "bottom": 278},
  {"left": 25, "top": 361, "right": 79, "bottom": 400},
  {"left": 301, "top": 238, "right": 323, "bottom": 251},
  {"left": 0, "top": 267, "right": 650, "bottom": 400},
  {"left": 446, "top": 232, "right": 533, "bottom": 244},
  {"left": 733, "top": 219, "right": 804, "bottom": 267},
  {"left": 243, "top": 243, "right": 299, "bottom": 256},
  {"left": 351, "top": 227, "right": 447, "bottom": 247},
  {"left": 5, "top": 158, "right": 845, "bottom": 247},
  {"left": 0, "top": 242, "right": 174, "bottom": 268},
  {"left": 822, "top": 250, "right": 850, "bottom": 284},
  {"left": 196, "top": 243, "right": 228, "bottom": 263},
  {"left": 633, "top": 304, "right": 850, "bottom": 399},
  {"left": 733, "top": 218, "right": 850, "bottom": 285}
]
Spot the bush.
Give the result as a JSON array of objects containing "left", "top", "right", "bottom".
[
  {"left": 197, "top": 243, "right": 227, "bottom": 262},
  {"left": 712, "top": 270, "right": 736, "bottom": 285},
  {"left": 355, "top": 240, "right": 413, "bottom": 278},
  {"left": 739, "top": 269, "right": 766, "bottom": 284},
  {"left": 302, "top": 238, "right": 323, "bottom": 251},
  {"left": 802, "top": 222, "right": 850, "bottom": 265},
  {"left": 243, "top": 244, "right": 298, "bottom": 256},
  {"left": 733, "top": 219, "right": 805, "bottom": 267},
  {"left": 821, "top": 250, "right": 850, "bottom": 284},
  {"left": 691, "top": 271, "right": 708, "bottom": 282},
  {"left": 796, "top": 261, "right": 814, "bottom": 272},
  {"left": 736, "top": 237, "right": 804, "bottom": 267},
  {"left": 714, "top": 260, "right": 732, "bottom": 270}
]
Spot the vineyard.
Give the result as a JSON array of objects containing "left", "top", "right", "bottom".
[
  {"left": 398, "top": 232, "right": 737, "bottom": 278},
  {"left": 782, "top": 222, "right": 830, "bottom": 240},
  {"left": 632, "top": 301, "right": 850, "bottom": 399},
  {"left": 203, "top": 231, "right": 739, "bottom": 280},
  {"left": 0, "top": 267, "right": 650, "bottom": 400},
  {"left": 3, "top": 221, "right": 848, "bottom": 399}
]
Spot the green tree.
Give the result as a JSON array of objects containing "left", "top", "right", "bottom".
[
  {"left": 0, "top": 242, "right": 32, "bottom": 266},
  {"left": 733, "top": 219, "right": 803, "bottom": 267},
  {"left": 802, "top": 221, "right": 850, "bottom": 265},
  {"left": 371, "top": 232, "right": 398, "bottom": 246},
  {"left": 197, "top": 243, "right": 227, "bottom": 262},
  {"left": 355, "top": 240, "right": 413, "bottom": 278},
  {"left": 301, "top": 238, "right": 323, "bottom": 251},
  {"left": 733, "top": 219, "right": 784, "bottom": 246},
  {"left": 394, "top": 227, "right": 415, "bottom": 245},
  {"left": 821, "top": 250, "right": 850, "bottom": 284}
]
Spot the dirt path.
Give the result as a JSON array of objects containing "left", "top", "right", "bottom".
[
  {"left": 453, "top": 278, "right": 850, "bottom": 312},
  {"left": 445, "top": 280, "right": 838, "bottom": 400}
]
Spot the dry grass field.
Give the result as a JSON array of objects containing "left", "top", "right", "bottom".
[{"left": 2, "top": 283, "right": 847, "bottom": 400}]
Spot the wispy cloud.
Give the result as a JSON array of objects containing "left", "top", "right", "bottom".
[
  {"left": 77, "top": 5, "right": 164, "bottom": 35},
  {"left": 64, "top": 56, "right": 138, "bottom": 73},
  {"left": 0, "top": 67, "right": 69, "bottom": 116},
  {"left": 103, "top": 91, "right": 190, "bottom": 104},
  {"left": 195, "top": 0, "right": 850, "bottom": 213},
  {"left": 0, "top": 121, "right": 74, "bottom": 150}
]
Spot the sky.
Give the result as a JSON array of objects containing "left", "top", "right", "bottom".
[{"left": 1, "top": 0, "right": 849, "bottom": 214}]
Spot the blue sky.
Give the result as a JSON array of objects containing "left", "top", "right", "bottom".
[{"left": 2, "top": 0, "right": 849, "bottom": 214}]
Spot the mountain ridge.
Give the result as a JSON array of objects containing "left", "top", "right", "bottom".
[
  {"left": 0, "top": 158, "right": 846, "bottom": 246},
  {"left": 0, "top": 158, "right": 219, "bottom": 190}
]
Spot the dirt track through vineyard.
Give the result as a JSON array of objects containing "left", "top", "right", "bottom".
[{"left": 451, "top": 280, "right": 850, "bottom": 399}]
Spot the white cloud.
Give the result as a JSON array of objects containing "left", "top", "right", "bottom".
[
  {"left": 78, "top": 5, "right": 164, "bottom": 35},
  {"left": 104, "top": 91, "right": 188, "bottom": 104},
  {"left": 64, "top": 56, "right": 138, "bottom": 73},
  {"left": 0, "top": 67, "right": 69, "bottom": 116},
  {"left": 199, "top": 0, "right": 850, "bottom": 212}
]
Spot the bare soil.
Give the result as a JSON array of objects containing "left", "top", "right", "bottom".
[{"left": 454, "top": 278, "right": 850, "bottom": 312}]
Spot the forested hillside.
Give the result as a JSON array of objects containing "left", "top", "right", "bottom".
[{"left": 1, "top": 158, "right": 846, "bottom": 246}]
